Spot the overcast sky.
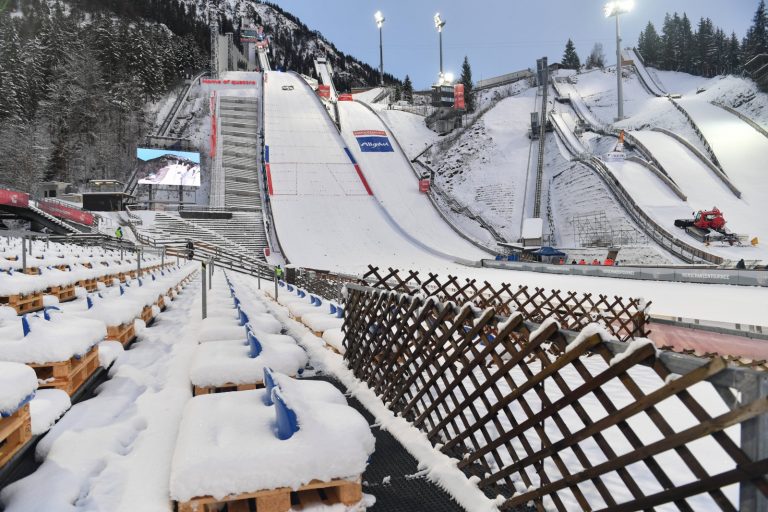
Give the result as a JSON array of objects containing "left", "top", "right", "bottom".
[{"left": 269, "top": 0, "right": 758, "bottom": 88}]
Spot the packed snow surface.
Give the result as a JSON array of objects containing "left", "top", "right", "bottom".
[
  {"left": 29, "top": 389, "right": 70, "bottom": 435},
  {"left": 170, "top": 385, "right": 375, "bottom": 501},
  {"left": 0, "top": 362, "right": 37, "bottom": 415}
]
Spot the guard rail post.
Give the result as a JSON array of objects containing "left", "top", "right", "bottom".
[
  {"left": 21, "top": 236, "right": 27, "bottom": 273},
  {"left": 209, "top": 258, "right": 213, "bottom": 289},
  {"left": 739, "top": 372, "right": 768, "bottom": 511},
  {"left": 201, "top": 261, "right": 207, "bottom": 320},
  {"left": 274, "top": 271, "right": 279, "bottom": 300},
  {"left": 137, "top": 248, "right": 142, "bottom": 277}
]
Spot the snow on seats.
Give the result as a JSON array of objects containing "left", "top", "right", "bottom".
[{"left": 170, "top": 373, "right": 374, "bottom": 505}]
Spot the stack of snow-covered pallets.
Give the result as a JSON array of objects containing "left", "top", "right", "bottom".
[
  {"left": 171, "top": 271, "right": 374, "bottom": 511},
  {"left": 0, "top": 236, "right": 169, "bottom": 315},
  {"left": 0, "top": 263, "right": 197, "bottom": 396},
  {"left": 267, "top": 280, "right": 346, "bottom": 354},
  {"left": 189, "top": 272, "right": 307, "bottom": 394},
  {"left": 0, "top": 362, "right": 69, "bottom": 469}
]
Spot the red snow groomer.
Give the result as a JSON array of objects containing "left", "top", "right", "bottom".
[{"left": 674, "top": 207, "right": 742, "bottom": 245}]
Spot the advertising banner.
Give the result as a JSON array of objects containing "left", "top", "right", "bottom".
[
  {"left": 419, "top": 179, "right": 431, "bottom": 193},
  {"left": 353, "top": 130, "right": 394, "bottom": 153},
  {"left": 317, "top": 85, "right": 331, "bottom": 99},
  {"left": 454, "top": 84, "right": 465, "bottom": 110},
  {"left": 38, "top": 200, "right": 95, "bottom": 226},
  {"left": 338, "top": 94, "right": 353, "bottom": 101},
  {"left": 136, "top": 148, "right": 202, "bottom": 187},
  {"left": 0, "top": 188, "right": 30, "bottom": 208}
]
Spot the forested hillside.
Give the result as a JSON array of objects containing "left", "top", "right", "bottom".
[
  {"left": 0, "top": 0, "right": 207, "bottom": 192},
  {"left": 637, "top": 1, "right": 768, "bottom": 77}
]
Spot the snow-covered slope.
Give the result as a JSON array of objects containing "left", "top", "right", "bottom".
[
  {"left": 337, "top": 100, "right": 490, "bottom": 261},
  {"left": 264, "top": 71, "right": 473, "bottom": 272}
]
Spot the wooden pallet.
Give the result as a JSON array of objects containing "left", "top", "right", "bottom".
[
  {"left": 29, "top": 346, "right": 100, "bottom": 396},
  {"left": 106, "top": 323, "right": 136, "bottom": 347},
  {"left": 155, "top": 295, "right": 166, "bottom": 311},
  {"left": 140, "top": 305, "right": 154, "bottom": 324},
  {"left": 0, "top": 404, "right": 32, "bottom": 468},
  {"left": 49, "top": 285, "right": 76, "bottom": 303},
  {"left": 193, "top": 382, "right": 262, "bottom": 396},
  {"left": 177, "top": 478, "right": 362, "bottom": 512},
  {"left": 118, "top": 273, "right": 127, "bottom": 283},
  {"left": 23, "top": 267, "right": 39, "bottom": 275},
  {"left": 0, "top": 292, "right": 43, "bottom": 315},
  {"left": 77, "top": 279, "right": 98, "bottom": 293}
]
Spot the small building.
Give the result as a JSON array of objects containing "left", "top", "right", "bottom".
[
  {"left": 39, "top": 181, "right": 71, "bottom": 199},
  {"left": 521, "top": 218, "right": 543, "bottom": 247}
]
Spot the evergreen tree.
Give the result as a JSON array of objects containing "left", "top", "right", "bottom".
[
  {"left": 743, "top": 0, "right": 768, "bottom": 63},
  {"left": 728, "top": 32, "right": 741, "bottom": 73},
  {"left": 585, "top": 43, "right": 605, "bottom": 69},
  {"left": 402, "top": 75, "right": 414, "bottom": 103},
  {"left": 638, "top": 21, "right": 662, "bottom": 66},
  {"left": 680, "top": 14, "right": 695, "bottom": 73},
  {"left": 459, "top": 56, "right": 475, "bottom": 111},
  {"left": 561, "top": 38, "right": 581, "bottom": 70}
]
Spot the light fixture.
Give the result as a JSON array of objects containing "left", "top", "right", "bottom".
[
  {"left": 604, "top": 0, "right": 634, "bottom": 18},
  {"left": 375, "top": 11, "right": 385, "bottom": 29},
  {"left": 434, "top": 13, "right": 445, "bottom": 32}
]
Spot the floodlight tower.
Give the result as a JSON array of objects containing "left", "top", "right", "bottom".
[
  {"left": 375, "top": 11, "right": 385, "bottom": 86},
  {"left": 434, "top": 13, "right": 446, "bottom": 83},
  {"left": 604, "top": 0, "right": 634, "bottom": 121}
]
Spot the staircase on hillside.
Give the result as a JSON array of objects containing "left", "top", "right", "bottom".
[
  {"left": 183, "top": 211, "right": 267, "bottom": 256},
  {"left": 219, "top": 97, "right": 262, "bottom": 211},
  {"left": 139, "top": 211, "right": 266, "bottom": 262}
]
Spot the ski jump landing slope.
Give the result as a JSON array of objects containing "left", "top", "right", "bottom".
[
  {"left": 264, "top": 72, "right": 483, "bottom": 272},
  {"left": 337, "top": 101, "right": 490, "bottom": 261},
  {"left": 631, "top": 129, "right": 768, "bottom": 261},
  {"left": 675, "top": 98, "right": 768, "bottom": 255}
]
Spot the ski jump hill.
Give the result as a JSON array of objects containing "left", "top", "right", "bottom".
[{"left": 263, "top": 71, "right": 489, "bottom": 273}]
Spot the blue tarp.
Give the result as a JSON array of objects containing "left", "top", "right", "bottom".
[{"left": 534, "top": 246, "right": 566, "bottom": 257}]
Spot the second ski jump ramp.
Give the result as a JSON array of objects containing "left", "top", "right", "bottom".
[
  {"left": 337, "top": 100, "right": 490, "bottom": 261},
  {"left": 264, "top": 72, "right": 484, "bottom": 271}
]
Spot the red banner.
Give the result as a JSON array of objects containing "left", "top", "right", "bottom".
[
  {"left": 318, "top": 85, "right": 331, "bottom": 99},
  {"left": 38, "top": 200, "right": 95, "bottom": 226},
  {"left": 0, "top": 188, "right": 30, "bottom": 208},
  {"left": 338, "top": 94, "right": 353, "bottom": 101},
  {"left": 454, "top": 84, "right": 465, "bottom": 110},
  {"left": 419, "top": 179, "right": 431, "bottom": 193},
  {"left": 201, "top": 79, "right": 258, "bottom": 86},
  {"left": 210, "top": 113, "right": 217, "bottom": 158}
]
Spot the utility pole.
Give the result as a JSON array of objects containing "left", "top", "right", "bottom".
[
  {"left": 604, "top": 1, "right": 633, "bottom": 121},
  {"left": 375, "top": 11, "right": 385, "bottom": 86},
  {"left": 434, "top": 13, "right": 446, "bottom": 81}
]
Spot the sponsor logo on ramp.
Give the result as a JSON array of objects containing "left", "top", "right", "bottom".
[{"left": 353, "top": 130, "right": 394, "bottom": 153}]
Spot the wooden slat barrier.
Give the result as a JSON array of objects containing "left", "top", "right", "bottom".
[
  {"left": 341, "top": 283, "right": 768, "bottom": 511},
  {"left": 293, "top": 265, "right": 650, "bottom": 342}
]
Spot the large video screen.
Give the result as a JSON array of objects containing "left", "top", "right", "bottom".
[{"left": 136, "top": 148, "right": 201, "bottom": 187}]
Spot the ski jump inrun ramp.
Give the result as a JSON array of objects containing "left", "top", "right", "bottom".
[{"left": 263, "top": 71, "right": 489, "bottom": 271}]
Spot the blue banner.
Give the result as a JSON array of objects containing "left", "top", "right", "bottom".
[{"left": 354, "top": 130, "right": 394, "bottom": 153}]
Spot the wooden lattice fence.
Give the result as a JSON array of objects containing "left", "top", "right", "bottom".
[
  {"left": 342, "top": 283, "right": 768, "bottom": 511},
  {"left": 293, "top": 265, "right": 651, "bottom": 341}
]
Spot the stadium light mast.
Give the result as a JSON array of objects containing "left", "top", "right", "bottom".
[
  {"left": 434, "top": 13, "right": 446, "bottom": 83},
  {"left": 375, "top": 11, "right": 385, "bottom": 86},
  {"left": 604, "top": 0, "right": 634, "bottom": 121}
]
